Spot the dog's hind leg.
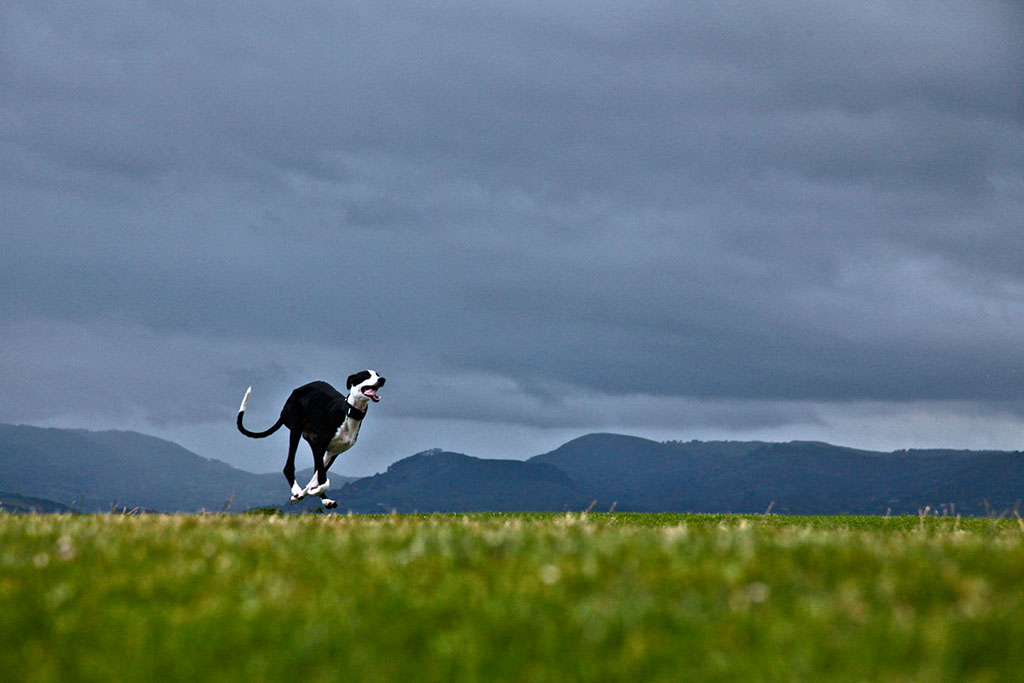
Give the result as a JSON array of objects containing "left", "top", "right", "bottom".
[{"left": 284, "top": 429, "right": 305, "bottom": 502}]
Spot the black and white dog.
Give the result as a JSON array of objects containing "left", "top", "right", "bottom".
[{"left": 237, "top": 370, "right": 385, "bottom": 508}]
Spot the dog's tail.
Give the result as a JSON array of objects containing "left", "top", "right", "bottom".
[{"left": 236, "top": 386, "right": 284, "bottom": 438}]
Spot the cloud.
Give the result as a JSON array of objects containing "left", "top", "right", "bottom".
[{"left": 2, "top": 1, "right": 1023, "bottom": 469}]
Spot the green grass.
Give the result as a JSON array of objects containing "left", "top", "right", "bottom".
[{"left": 2, "top": 513, "right": 1023, "bottom": 682}]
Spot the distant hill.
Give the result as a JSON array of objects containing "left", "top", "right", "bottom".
[
  {"left": 530, "top": 434, "right": 1024, "bottom": 515},
  {"left": 3, "top": 425, "right": 1021, "bottom": 515},
  {"left": 0, "top": 424, "right": 353, "bottom": 512},
  {"left": 329, "top": 449, "right": 591, "bottom": 513},
  {"left": 0, "top": 491, "right": 76, "bottom": 513}
]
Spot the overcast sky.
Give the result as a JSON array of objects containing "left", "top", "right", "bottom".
[{"left": 3, "top": 1, "right": 1023, "bottom": 476}]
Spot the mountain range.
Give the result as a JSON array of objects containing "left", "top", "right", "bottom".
[
  {"left": 0, "top": 424, "right": 352, "bottom": 512},
  {"left": 1, "top": 424, "right": 1022, "bottom": 515},
  {"left": 529, "top": 434, "right": 1024, "bottom": 516}
]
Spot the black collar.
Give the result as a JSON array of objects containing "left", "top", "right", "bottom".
[{"left": 345, "top": 401, "right": 366, "bottom": 421}]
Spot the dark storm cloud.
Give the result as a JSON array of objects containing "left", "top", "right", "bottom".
[{"left": 2, "top": 0, "right": 1024, "bottom": 469}]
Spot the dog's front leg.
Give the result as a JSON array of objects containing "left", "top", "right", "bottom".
[
  {"left": 304, "top": 447, "right": 330, "bottom": 497},
  {"left": 315, "top": 453, "right": 342, "bottom": 508}
]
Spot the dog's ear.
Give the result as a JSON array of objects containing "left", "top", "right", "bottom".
[{"left": 347, "top": 370, "right": 371, "bottom": 390}]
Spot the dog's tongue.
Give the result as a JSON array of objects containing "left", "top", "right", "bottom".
[{"left": 363, "top": 387, "right": 380, "bottom": 402}]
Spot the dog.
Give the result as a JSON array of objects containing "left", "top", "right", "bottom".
[{"left": 237, "top": 370, "right": 385, "bottom": 508}]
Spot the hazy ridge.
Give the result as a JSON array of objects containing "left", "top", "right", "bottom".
[{"left": 1, "top": 424, "right": 1022, "bottom": 515}]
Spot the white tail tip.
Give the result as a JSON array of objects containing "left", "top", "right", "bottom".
[{"left": 238, "top": 386, "right": 252, "bottom": 413}]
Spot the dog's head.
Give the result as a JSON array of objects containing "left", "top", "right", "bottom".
[{"left": 347, "top": 369, "right": 386, "bottom": 403}]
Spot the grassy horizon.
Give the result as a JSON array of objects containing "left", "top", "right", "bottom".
[{"left": 3, "top": 512, "right": 1023, "bottom": 681}]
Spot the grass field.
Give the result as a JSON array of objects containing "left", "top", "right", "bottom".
[{"left": 2, "top": 512, "right": 1023, "bottom": 682}]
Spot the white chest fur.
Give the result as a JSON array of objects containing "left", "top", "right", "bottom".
[{"left": 327, "top": 416, "right": 363, "bottom": 455}]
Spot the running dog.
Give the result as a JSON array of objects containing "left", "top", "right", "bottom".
[{"left": 237, "top": 370, "right": 385, "bottom": 508}]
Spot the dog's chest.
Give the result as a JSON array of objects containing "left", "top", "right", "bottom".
[{"left": 326, "top": 419, "right": 361, "bottom": 455}]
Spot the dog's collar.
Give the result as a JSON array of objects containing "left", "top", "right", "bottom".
[{"left": 345, "top": 401, "right": 366, "bottom": 421}]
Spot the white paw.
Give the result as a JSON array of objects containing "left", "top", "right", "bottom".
[
  {"left": 289, "top": 482, "right": 306, "bottom": 503},
  {"left": 305, "top": 478, "right": 330, "bottom": 497},
  {"left": 322, "top": 498, "right": 337, "bottom": 509}
]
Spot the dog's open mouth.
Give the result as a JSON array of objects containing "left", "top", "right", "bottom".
[{"left": 363, "top": 387, "right": 381, "bottom": 402}]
